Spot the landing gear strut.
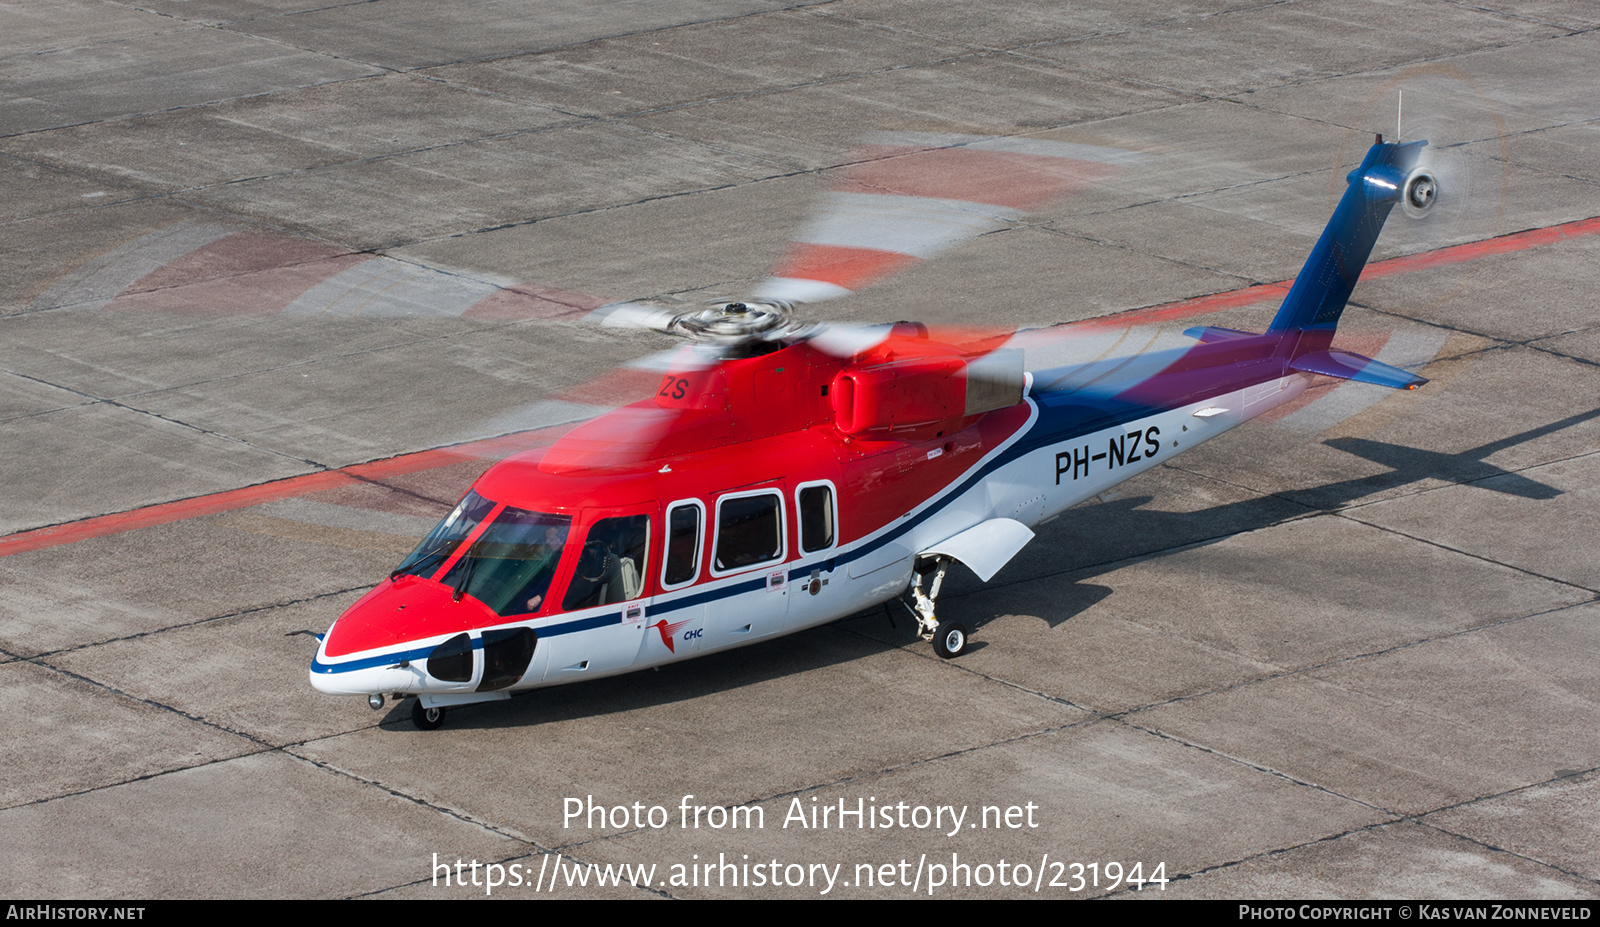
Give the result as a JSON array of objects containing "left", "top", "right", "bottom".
[{"left": 908, "top": 557, "right": 968, "bottom": 659}]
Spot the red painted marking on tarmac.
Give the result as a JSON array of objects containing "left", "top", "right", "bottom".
[
  {"left": 6, "top": 215, "right": 1599, "bottom": 558},
  {"left": 1362, "top": 215, "right": 1600, "bottom": 279},
  {"left": 0, "top": 427, "right": 573, "bottom": 559},
  {"left": 1079, "top": 282, "right": 1294, "bottom": 330},
  {"left": 1085, "top": 215, "right": 1600, "bottom": 329},
  {"left": 0, "top": 471, "right": 357, "bottom": 558}
]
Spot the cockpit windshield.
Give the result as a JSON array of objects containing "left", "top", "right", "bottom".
[
  {"left": 441, "top": 507, "right": 573, "bottom": 617},
  {"left": 391, "top": 491, "right": 495, "bottom": 580}
]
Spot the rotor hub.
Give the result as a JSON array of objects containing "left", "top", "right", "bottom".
[{"left": 669, "top": 300, "right": 808, "bottom": 344}]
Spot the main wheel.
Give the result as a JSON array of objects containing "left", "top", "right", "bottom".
[
  {"left": 412, "top": 700, "right": 445, "bottom": 730},
  {"left": 933, "top": 622, "right": 968, "bottom": 659}
]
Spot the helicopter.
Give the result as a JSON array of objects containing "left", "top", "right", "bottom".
[{"left": 311, "top": 132, "right": 1438, "bottom": 730}]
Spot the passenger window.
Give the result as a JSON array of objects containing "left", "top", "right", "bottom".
[
  {"left": 798, "top": 484, "right": 835, "bottom": 553},
  {"left": 563, "top": 515, "right": 650, "bottom": 611},
  {"left": 663, "top": 503, "right": 702, "bottom": 587},
  {"left": 714, "top": 492, "right": 783, "bottom": 572}
]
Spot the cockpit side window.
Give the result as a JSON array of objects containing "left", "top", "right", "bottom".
[
  {"left": 441, "top": 508, "right": 572, "bottom": 616},
  {"left": 563, "top": 515, "right": 650, "bottom": 611},
  {"left": 392, "top": 491, "right": 495, "bottom": 580}
]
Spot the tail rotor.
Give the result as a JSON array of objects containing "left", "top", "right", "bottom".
[{"left": 1336, "top": 66, "right": 1510, "bottom": 313}]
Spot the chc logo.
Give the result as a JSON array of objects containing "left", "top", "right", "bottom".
[{"left": 650, "top": 618, "right": 697, "bottom": 653}]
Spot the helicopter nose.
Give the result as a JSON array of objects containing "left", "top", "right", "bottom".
[
  {"left": 313, "top": 578, "right": 498, "bottom": 697},
  {"left": 309, "top": 656, "right": 418, "bottom": 696},
  {"left": 322, "top": 576, "right": 490, "bottom": 658}
]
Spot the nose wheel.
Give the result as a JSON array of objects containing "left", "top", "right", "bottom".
[{"left": 411, "top": 700, "right": 446, "bottom": 730}]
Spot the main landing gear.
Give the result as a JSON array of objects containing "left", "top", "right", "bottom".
[{"left": 908, "top": 556, "right": 968, "bottom": 659}]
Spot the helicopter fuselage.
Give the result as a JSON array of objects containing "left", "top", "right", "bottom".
[
  {"left": 310, "top": 329, "right": 1309, "bottom": 712},
  {"left": 310, "top": 137, "right": 1430, "bottom": 728}
]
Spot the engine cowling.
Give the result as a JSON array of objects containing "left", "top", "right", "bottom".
[{"left": 831, "top": 349, "right": 1024, "bottom": 436}]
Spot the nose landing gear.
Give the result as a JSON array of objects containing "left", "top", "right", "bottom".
[{"left": 412, "top": 700, "right": 445, "bottom": 730}]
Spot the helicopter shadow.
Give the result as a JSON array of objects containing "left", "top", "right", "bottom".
[
  {"left": 376, "top": 620, "right": 961, "bottom": 732},
  {"left": 915, "top": 403, "right": 1600, "bottom": 635},
  {"left": 381, "top": 404, "right": 1598, "bottom": 731},
  {"left": 1313, "top": 403, "right": 1600, "bottom": 503}
]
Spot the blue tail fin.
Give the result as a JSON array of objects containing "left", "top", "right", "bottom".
[{"left": 1268, "top": 138, "right": 1427, "bottom": 334}]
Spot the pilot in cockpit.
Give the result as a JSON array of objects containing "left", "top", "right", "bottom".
[{"left": 517, "top": 524, "right": 568, "bottom": 613}]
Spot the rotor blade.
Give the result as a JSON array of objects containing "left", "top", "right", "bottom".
[
  {"left": 587, "top": 300, "right": 685, "bottom": 333},
  {"left": 447, "top": 345, "right": 713, "bottom": 449},
  {"left": 755, "top": 133, "right": 1150, "bottom": 304},
  {"left": 805, "top": 320, "right": 894, "bottom": 357},
  {"left": 1007, "top": 322, "right": 1202, "bottom": 399}
]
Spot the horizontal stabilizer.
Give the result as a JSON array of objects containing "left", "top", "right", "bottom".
[
  {"left": 1183, "top": 325, "right": 1257, "bottom": 344},
  {"left": 1290, "top": 349, "right": 1427, "bottom": 390}
]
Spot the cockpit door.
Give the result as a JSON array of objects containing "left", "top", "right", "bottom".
[
  {"left": 635, "top": 499, "right": 708, "bottom": 664},
  {"left": 540, "top": 508, "right": 654, "bottom": 681}
]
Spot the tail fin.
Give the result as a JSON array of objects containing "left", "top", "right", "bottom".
[{"left": 1268, "top": 138, "right": 1427, "bottom": 334}]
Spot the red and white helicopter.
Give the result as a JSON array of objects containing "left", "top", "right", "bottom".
[{"left": 311, "top": 131, "right": 1439, "bottom": 729}]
